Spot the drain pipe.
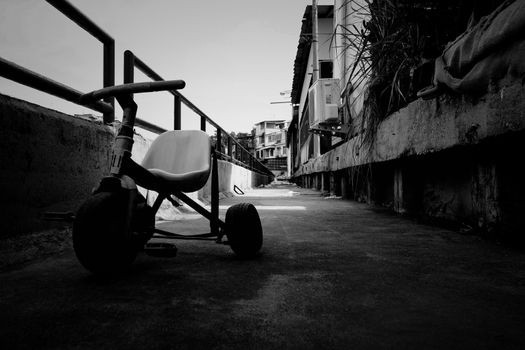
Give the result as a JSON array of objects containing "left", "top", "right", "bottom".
[
  {"left": 343, "top": 0, "right": 347, "bottom": 86},
  {"left": 312, "top": 0, "right": 319, "bottom": 83}
]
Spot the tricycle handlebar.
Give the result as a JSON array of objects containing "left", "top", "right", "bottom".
[{"left": 80, "top": 80, "right": 186, "bottom": 104}]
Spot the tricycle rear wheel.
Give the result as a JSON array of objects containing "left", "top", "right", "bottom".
[{"left": 225, "top": 203, "right": 263, "bottom": 258}]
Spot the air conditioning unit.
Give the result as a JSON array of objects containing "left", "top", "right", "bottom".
[{"left": 308, "top": 78, "right": 340, "bottom": 127}]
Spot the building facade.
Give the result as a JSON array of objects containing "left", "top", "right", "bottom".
[
  {"left": 287, "top": 5, "right": 336, "bottom": 175},
  {"left": 253, "top": 120, "right": 289, "bottom": 178}
]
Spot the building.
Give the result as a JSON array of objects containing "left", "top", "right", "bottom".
[
  {"left": 231, "top": 131, "right": 255, "bottom": 159},
  {"left": 253, "top": 120, "right": 289, "bottom": 178},
  {"left": 288, "top": 1, "right": 525, "bottom": 245},
  {"left": 287, "top": 5, "right": 336, "bottom": 175}
]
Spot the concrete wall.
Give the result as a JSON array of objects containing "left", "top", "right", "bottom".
[
  {"left": 198, "top": 160, "right": 271, "bottom": 201},
  {"left": 292, "top": 79, "right": 525, "bottom": 245},
  {"left": 0, "top": 94, "right": 270, "bottom": 236},
  {"left": 0, "top": 94, "right": 114, "bottom": 237},
  {"left": 142, "top": 159, "right": 272, "bottom": 221}
]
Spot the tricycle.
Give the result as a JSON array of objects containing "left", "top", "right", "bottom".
[{"left": 74, "top": 80, "right": 263, "bottom": 275}]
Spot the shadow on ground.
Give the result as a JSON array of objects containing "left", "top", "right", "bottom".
[{"left": 1, "top": 183, "right": 525, "bottom": 349}]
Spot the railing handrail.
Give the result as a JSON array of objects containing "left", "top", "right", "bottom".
[
  {"left": 0, "top": 57, "right": 113, "bottom": 114},
  {"left": 0, "top": 0, "right": 274, "bottom": 178},
  {"left": 0, "top": 0, "right": 115, "bottom": 123},
  {"left": 45, "top": 0, "right": 115, "bottom": 122},
  {"left": 123, "top": 50, "right": 274, "bottom": 178},
  {"left": 46, "top": 0, "right": 113, "bottom": 43}
]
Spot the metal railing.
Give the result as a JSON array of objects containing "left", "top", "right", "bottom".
[
  {"left": 0, "top": 0, "right": 273, "bottom": 178},
  {"left": 0, "top": 0, "right": 115, "bottom": 123},
  {"left": 123, "top": 50, "right": 273, "bottom": 177}
]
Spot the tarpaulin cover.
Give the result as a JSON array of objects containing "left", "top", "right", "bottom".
[{"left": 429, "top": 0, "right": 525, "bottom": 95}]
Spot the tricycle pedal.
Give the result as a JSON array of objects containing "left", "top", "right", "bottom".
[{"left": 144, "top": 242, "right": 178, "bottom": 258}]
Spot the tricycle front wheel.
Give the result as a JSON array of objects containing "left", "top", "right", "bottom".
[
  {"left": 73, "top": 191, "right": 139, "bottom": 275},
  {"left": 225, "top": 203, "right": 263, "bottom": 258}
]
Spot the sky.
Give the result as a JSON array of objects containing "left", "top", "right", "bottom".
[{"left": 0, "top": 0, "right": 331, "bottom": 134}]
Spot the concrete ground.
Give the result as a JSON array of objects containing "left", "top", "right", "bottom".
[{"left": 1, "top": 183, "right": 525, "bottom": 349}]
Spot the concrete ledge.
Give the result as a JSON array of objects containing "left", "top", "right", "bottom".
[{"left": 295, "top": 78, "right": 525, "bottom": 176}]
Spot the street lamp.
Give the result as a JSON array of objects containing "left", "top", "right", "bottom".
[{"left": 270, "top": 90, "right": 291, "bottom": 104}]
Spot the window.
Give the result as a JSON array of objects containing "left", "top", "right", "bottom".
[
  {"left": 320, "top": 60, "right": 333, "bottom": 79},
  {"left": 268, "top": 133, "right": 282, "bottom": 143}
]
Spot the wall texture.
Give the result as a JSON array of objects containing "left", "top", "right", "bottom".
[
  {"left": 295, "top": 79, "right": 525, "bottom": 175},
  {"left": 0, "top": 94, "right": 270, "bottom": 237},
  {"left": 293, "top": 79, "right": 525, "bottom": 244},
  {"left": 0, "top": 94, "right": 118, "bottom": 237}
]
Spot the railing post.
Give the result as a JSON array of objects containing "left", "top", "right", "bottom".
[
  {"left": 216, "top": 130, "right": 222, "bottom": 154},
  {"left": 45, "top": 0, "right": 115, "bottom": 122},
  {"left": 174, "top": 94, "right": 181, "bottom": 130},
  {"left": 119, "top": 50, "right": 273, "bottom": 176},
  {"left": 123, "top": 50, "right": 134, "bottom": 84},
  {"left": 210, "top": 151, "right": 219, "bottom": 236},
  {"left": 103, "top": 40, "right": 115, "bottom": 124}
]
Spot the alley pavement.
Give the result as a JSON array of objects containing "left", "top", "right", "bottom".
[{"left": 1, "top": 183, "right": 525, "bottom": 349}]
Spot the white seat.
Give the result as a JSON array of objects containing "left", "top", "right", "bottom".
[{"left": 141, "top": 130, "right": 211, "bottom": 192}]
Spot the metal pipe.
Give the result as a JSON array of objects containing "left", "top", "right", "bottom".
[
  {"left": 135, "top": 118, "right": 168, "bottom": 135},
  {"left": 210, "top": 151, "right": 219, "bottom": 235},
  {"left": 46, "top": 0, "right": 115, "bottom": 123},
  {"left": 343, "top": 0, "right": 348, "bottom": 87},
  {"left": 123, "top": 50, "right": 135, "bottom": 84},
  {"left": 125, "top": 49, "right": 274, "bottom": 177},
  {"left": 174, "top": 95, "right": 181, "bottom": 130},
  {"left": 153, "top": 229, "right": 218, "bottom": 239},
  {"left": 45, "top": 0, "right": 113, "bottom": 43},
  {"left": 152, "top": 233, "right": 217, "bottom": 241},
  {"left": 312, "top": 0, "right": 320, "bottom": 83},
  {"left": 103, "top": 41, "right": 115, "bottom": 123},
  {"left": 216, "top": 130, "right": 222, "bottom": 154},
  {"left": 0, "top": 56, "right": 112, "bottom": 114}
]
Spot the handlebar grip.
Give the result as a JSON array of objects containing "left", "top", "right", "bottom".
[{"left": 80, "top": 80, "right": 186, "bottom": 104}]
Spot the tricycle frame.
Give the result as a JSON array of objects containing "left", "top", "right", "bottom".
[{"left": 95, "top": 88, "right": 227, "bottom": 244}]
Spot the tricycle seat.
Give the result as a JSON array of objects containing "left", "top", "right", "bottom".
[{"left": 141, "top": 130, "right": 211, "bottom": 193}]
